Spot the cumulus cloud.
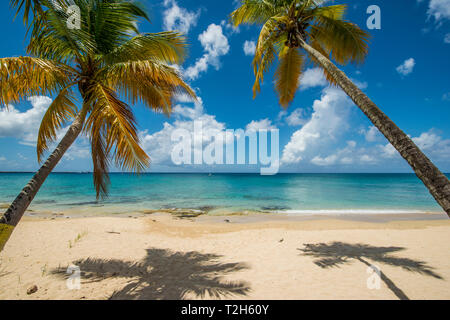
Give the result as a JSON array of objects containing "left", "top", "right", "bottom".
[
  {"left": 0, "top": 96, "right": 51, "bottom": 145},
  {"left": 396, "top": 58, "right": 416, "bottom": 76},
  {"left": 0, "top": 96, "right": 90, "bottom": 162},
  {"left": 139, "top": 98, "right": 225, "bottom": 166},
  {"left": 380, "top": 130, "right": 450, "bottom": 162},
  {"left": 311, "top": 154, "right": 338, "bottom": 166},
  {"left": 361, "top": 125, "right": 381, "bottom": 142},
  {"left": 299, "top": 68, "right": 327, "bottom": 91},
  {"left": 425, "top": 0, "right": 450, "bottom": 21},
  {"left": 184, "top": 24, "right": 230, "bottom": 80},
  {"left": 281, "top": 87, "right": 352, "bottom": 164},
  {"left": 360, "top": 154, "right": 376, "bottom": 163},
  {"left": 246, "top": 119, "right": 276, "bottom": 132},
  {"left": 309, "top": 140, "right": 373, "bottom": 167},
  {"left": 284, "top": 108, "right": 309, "bottom": 127},
  {"left": 243, "top": 40, "right": 256, "bottom": 56},
  {"left": 139, "top": 95, "right": 271, "bottom": 168},
  {"left": 162, "top": 0, "right": 200, "bottom": 34}
]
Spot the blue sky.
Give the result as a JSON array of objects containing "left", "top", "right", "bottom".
[{"left": 0, "top": 0, "right": 449, "bottom": 173}]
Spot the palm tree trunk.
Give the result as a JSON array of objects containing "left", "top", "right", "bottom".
[
  {"left": 0, "top": 108, "right": 87, "bottom": 251},
  {"left": 299, "top": 39, "right": 450, "bottom": 217}
]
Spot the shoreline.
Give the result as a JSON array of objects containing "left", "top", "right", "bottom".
[
  {"left": 20, "top": 207, "right": 449, "bottom": 224},
  {"left": 1, "top": 214, "right": 449, "bottom": 300}
]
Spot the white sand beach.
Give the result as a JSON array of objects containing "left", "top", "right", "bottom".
[{"left": 1, "top": 213, "right": 449, "bottom": 300}]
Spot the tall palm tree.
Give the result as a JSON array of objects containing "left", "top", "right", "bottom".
[
  {"left": 231, "top": 0, "right": 450, "bottom": 216},
  {"left": 0, "top": 0, "right": 195, "bottom": 250}
]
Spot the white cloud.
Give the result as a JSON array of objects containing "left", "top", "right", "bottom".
[
  {"left": 360, "top": 154, "right": 376, "bottom": 163},
  {"left": 299, "top": 68, "right": 327, "bottom": 91},
  {"left": 380, "top": 143, "right": 397, "bottom": 158},
  {"left": 139, "top": 96, "right": 271, "bottom": 168},
  {"left": 0, "top": 96, "right": 90, "bottom": 162},
  {"left": 162, "top": 0, "right": 200, "bottom": 34},
  {"left": 281, "top": 87, "right": 352, "bottom": 164},
  {"left": 309, "top": 141, "right": 363, "bottom": 167},
  {"left": 311, "top": 154, "right": 338, "bottom": 166},
  {"left": 221, "top": 20, "right": 240, "bottom": 35},
  {"left": 445, "top": 33, "right": 450, "bottom": 43},
  {"left": 140, "top": 106, "right": 226, "bottom": 166},
  {"left": 185, "top": 24, "right": 230, "bottom": 80},
  {"left": 284, "top": 108, "right": 309, "bottom": 127},
  {"left": 340, "top": 157, "right": 353, "bottom": 165},
  {"left": 380, "top": 130, "right": 450, "bottom": 162},
  {"left": 246, "top": 119, "right": 276, "bottom": 132},
  {"left": 396, "top": 58, "right": 416, "bottom": 76},
  {"left": 0, "top": 96, "right": 51, "bottom": 145},
  {"left": 426, "top": 0, "right": 450, "bottom": 21},
  {"left": 361, "top": 125, "right": 381, "bottom": 142},
  {"left": 413, "top": 131, "right": 442, "bottom": 149},
  {"left": 243, "top": 40, "right": 256, "bottom": 56}
]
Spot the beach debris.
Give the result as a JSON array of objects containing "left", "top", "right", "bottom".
[
  {"left": 27, "top": 285, "right": 38, "bottom": 295},
  {"left": 279, "top": 239, "right": 284, "bottom": 243},
  {"left": 106, "top": 231, "right": 121, "bottom": 235},
  {"left": 261, "top": 205, "right": 291, "bottom": 212},
  {"left": 140, "top": 208, "right": 208, "bottom": 219},
  {"left": 224, "top": 219, "right": 231, "bottom": 223}
]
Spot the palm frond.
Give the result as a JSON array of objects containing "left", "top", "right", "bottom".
[
  {"left": 84, "top": 83, "right": 149, "bottom": 198},
  {"left": 102, "top": 60, "right": 196, "bottom": 114},
  {"left": 104, "top": 32, "right": 188, "bottom": 66},
  {"left": 252, "top": 17, "right": 280, "bottom": 97},
  {"left": 309, "top": 15, "right": 370, "bottom": 65},
  {"left": 37, "top": 85, "right": 78, "bottom": 162},
  {"left": 27, "top": 0, "right": 96, "bottom": 62},
  {"left": 230, "top": 0, "right": 281, "bottom": 26},
  {"left": 9, "top": 0, "right": 44, "bottom": 25},
  {"left": 0, "top": 56, "right": 74, "bottom": 107},
  {"left": 303, "top": 4, "right": 346, "bottom": 21},
  {"left": 274, "top": 46, "right": 303, "bottom": 108}
]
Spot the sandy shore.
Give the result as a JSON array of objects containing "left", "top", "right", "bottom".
[{"left": 1, "top": 213, "right": 449, "bottom": 300}]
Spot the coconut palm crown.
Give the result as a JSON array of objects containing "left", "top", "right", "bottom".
[
  {"left": 231, "top": 0, "right": 369, "bottom": 107},
  {"left": 1, "top": 0, "right": 196, "bottom": 197}
]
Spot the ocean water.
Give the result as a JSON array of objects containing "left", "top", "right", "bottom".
[{"left": 0, "top": 173, "right": 446, "bottom": 215}]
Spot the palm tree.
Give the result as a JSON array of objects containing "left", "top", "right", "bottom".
[
  {"left": 231, "top": 0, "right": 450, "bottom": 216},
  {"left": 0, "top": 0, "right": 195, "bottom": 250}
]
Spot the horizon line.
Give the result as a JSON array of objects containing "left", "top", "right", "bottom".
[{"left": 1, "top": 171, "right": 449, "bottom": 175}]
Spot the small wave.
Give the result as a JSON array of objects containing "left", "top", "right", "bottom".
[
  {"left": 272, "top": 209, "right": 442, "bottom": 215},
  {"left": 33, "top": 200, "right": 57, "bottom": 204},
  {"left": 63, "top": 201, "right": 103, "bottom": 206},
  {"left": 261, "top": 205, "right": 291, "bottom": 211}
]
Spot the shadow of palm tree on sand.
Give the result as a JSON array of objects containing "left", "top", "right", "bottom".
[
  {"left": 51, "top": 248, "right": 250, "bottom": 300},
  {"left": 299, "top": 242, "right": 443, "bottom": 300}
]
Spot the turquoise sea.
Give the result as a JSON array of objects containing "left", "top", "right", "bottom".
[{"left": 0, "top": 173, "right": 447, "bottom": 215}]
